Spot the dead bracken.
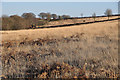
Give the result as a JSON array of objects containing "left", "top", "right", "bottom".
[{"left": 1, "top": 20, "right": 119, "bottom": 79}]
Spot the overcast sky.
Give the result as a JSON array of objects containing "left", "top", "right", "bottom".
[{"left": 2, "top": 2, "right": 118, "bottom": 17}]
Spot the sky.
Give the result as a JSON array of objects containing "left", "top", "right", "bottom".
[
  {"left": 2, "top": 2, "right": 118, "bottom": 17},
  {"left": 1, "top": 0, "right": 119, "bottom": 2}
]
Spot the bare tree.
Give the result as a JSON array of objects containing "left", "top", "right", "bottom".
[
  {"left": 51, "top": 14, "right": 57, "bottom": 20},
  {"left": 10, "top": 15, "right": 26, "bottom": 30},
  {"left": 38, "top": 12, "right": 46, "bottom": 19},
  {"left": 21, "top": 13, "right": 36, "bottom": 27},
  {"left": 92, "top": 13, "right": 96, "bottom": 21},
  {"left": 58, "top": 15, "right": 63, "bottom": 20},
  {"left": 104, "top": 9, "right": 112, "bottom": 20},
  {"left": 2, "top": 15, "right": 9, "bottom": 18},
  {"left": 62, "top": 15, "right": 70, "bottom": 19},
  {"left": 2, "top": 15, "right": 12, "bottom": 30},
  {"left": 81, "top": 13, "right": 83, "bottom": 17},
  {"left": 21, "top": 13, "right": 36, "bottom": 19},
  {"left": 46, "top": 13, "right": 51, "bottom": 21}
]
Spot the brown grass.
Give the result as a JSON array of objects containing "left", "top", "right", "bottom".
[
  {"left": 44, "top": 16, "right": 118, "bottom": 27},
  {"left": 1, "top": 20, "right": 118, "bottom": 42},
  {"left": 0, "top": 20, "right": 119, "bottom": 78}
]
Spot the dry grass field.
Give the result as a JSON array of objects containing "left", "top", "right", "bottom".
[
  {"left": 0, "top": 19, "right": 119, "bottom": 78},
  {"left": 43, "top": 16, "right": 118, "bottom": 27}
]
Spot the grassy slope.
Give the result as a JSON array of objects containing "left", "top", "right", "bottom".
[
  {"left": 1, "top": 20, "right": 119, "bottom": 78},
  {"left": 1, "top": 20, "right": 118, "bottom": 42}
]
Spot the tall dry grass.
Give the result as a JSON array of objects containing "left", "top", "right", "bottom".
[{"left": 1, "top": 20, "right": 119, "bottom": 78}]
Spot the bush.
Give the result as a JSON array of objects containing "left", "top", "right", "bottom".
[{"left": 37, "top": 20, "right": 48, "bottom": 26}]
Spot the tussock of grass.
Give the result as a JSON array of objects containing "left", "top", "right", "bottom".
[{"left": 1, "top": 20, "right": 119, "bottom": 78}]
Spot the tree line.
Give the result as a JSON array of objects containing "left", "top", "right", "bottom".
[
  {"left": 2, "top": 12, "right": 72, "bottom": 30},
  {"left": 38, "top": 12, "right": 71, "bottom": 20},
  {"left": 1, "top": 9, "right": 112, "bottom": 30}
]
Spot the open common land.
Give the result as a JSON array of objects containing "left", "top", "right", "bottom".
[{"left": 0, "top": 17, "right": 119, "bottom": 78}]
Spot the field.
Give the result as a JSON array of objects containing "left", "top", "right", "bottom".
[
  {"left": 0, "top": 19, "right": 119, "bottom": 78},
  {"left": 43, "top": 16, "right": 118, "bottom": 27}
]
